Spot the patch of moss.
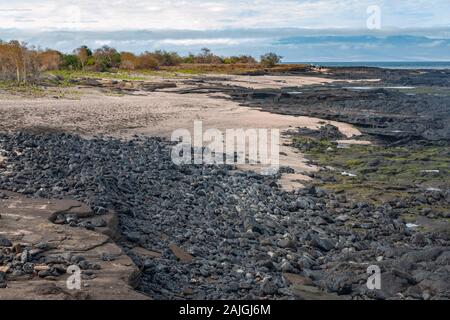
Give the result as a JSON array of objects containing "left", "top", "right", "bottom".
[
  {"left": 0, "top": 81, "right": 46, "bottom": 97},
  {"left": 292, "top": 136, "right": 337, "bottom": 153},
  {"left": 292, "top": 135, "right": 450, "bottom": 206}
]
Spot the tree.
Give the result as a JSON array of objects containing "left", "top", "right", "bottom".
[
  {"left": 201, "top": 47, "right": 211, "bottom": 57},
  {"left": 0, "top": 41, "right": 41, "bottom": 82},
  {"left": 61, "top": 54, "right": 81, "bottom": 70},
  {"left": 75, "top": 46, "right": 92, "bottom": 70},
  {"left": 7, "top": 41, "right": 25, "bottom": 82},
  {"left": 0, "top": 42, "right": 18, "bottom": 81},
  {"left": 260, "top": 53, "right": 282, "bottom": 68},
  {"left": 93, "top": 46, "right": 121, "bottom": 71},
  {"left": 197, "top": 48, "right": 222, "bottom": 64},
  {"left": 151, "top": 50, "right": 182, "bottom": 66},
  {"left": 23, "top": 46, "right": 40, "bottom": 81}
]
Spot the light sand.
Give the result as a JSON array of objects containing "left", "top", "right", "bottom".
[{"left": 0, "top": 75, "right": 365, "bottom": 190}]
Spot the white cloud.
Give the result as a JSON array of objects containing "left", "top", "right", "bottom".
[{"left": 94, "top": 40, "right": 113, "bottom": 46}]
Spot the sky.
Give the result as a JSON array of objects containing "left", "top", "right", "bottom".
[{"left": 0, "top": 0, "right": 449, "bottom": 61}]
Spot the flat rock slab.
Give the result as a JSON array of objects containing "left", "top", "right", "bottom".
[
  {"left": 0, "top": 191, "right": 148, "bottom": 300},
  {"left": 131, "top": 247, "right": 162, "bottom": 259},
  {"left": 282, "top": 273, "right": 343, "bottom": 300},
  {"left": 168, "top": 243, "right": 193, "bottom": 263}
]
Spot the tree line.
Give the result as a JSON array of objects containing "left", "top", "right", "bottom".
[{"left": 0, "top": 40, "right": 282, "bottom": 83}]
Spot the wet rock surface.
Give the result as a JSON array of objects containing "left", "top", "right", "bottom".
[
  {"left": 296, "top": 124, "right": 345, "bottom": 141},
  {"left": 318, "top": 67, "right": 450, "bottom": 87},
  {"left": 231, "top": 87, "right": 450, "bottom": 145},
  {"left": 174, "top": 68, "right": 450, "bottom": 145},
  {"left": 1, "top": 132, "right": 448, "bottom": 299}
]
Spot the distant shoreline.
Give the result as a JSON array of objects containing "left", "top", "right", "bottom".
[{"left": 284, "top": 61, "right": 450, "bottom": 70}]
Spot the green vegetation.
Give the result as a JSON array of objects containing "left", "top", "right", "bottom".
[
  {"left": 260, "top": 53, "right": 283, "bottom": 68},
  {"left": 43, "top": 63, "right": 311, "bottom": 87},
  {"left": 292, "top": 136, "right": 337, "bottom": 152},
  {"left": 1, "top": 38, "right": 290, "bottom": 85},
  {"left": 61, "top": 54, "right": 82, "bottom": 70},
  {"left": 48, "top": 70, "right": 147, "bottom": 82},
  {"left": 93, "top": 46, "right": 121, "bottom": 72},
  {"left": 292, "top": 135, "right": 450, "bottom": 205},
  {"left": 1, "top": 39, "right": 312, "bottom": 89},
  {"left": 292, "top": 134, "right": 450, "bottom": 227},
  {"left": 0, "top": 81, "right": 46, "bottom": 97},
  {"left": 0, "top": 80, "right": 81, "bottom": 99}
]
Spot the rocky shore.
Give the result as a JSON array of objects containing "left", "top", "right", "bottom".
[
  {"left": 1, "top": 131, "right": 449, "bottom": 299},
  {"left": 176, "top": 68, "right": 450, "bottom": 145},
  {"left": 0, "top": 67, "right": 449, "bottom": 300}
]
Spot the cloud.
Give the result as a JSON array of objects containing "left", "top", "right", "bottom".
[{"left": 0, "top": 0, "right": 449, "bottom": 31}]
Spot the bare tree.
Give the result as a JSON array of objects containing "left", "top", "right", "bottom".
[
  {"left": 38, "top": 50, "right": 62, "bottom": 71},
  {"left": 8, "top": 41, "right": 25, "bottom": 82},
  {"left": 75, "top": 46, "right": 92, "bottom": 70},
  {"left": 0, "top": 41, "right": 42, "bottom": 82}
]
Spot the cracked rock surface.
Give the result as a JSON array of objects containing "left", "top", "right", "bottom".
[{"left": 0, "top": 190, "right": 147, "bottom": 300}]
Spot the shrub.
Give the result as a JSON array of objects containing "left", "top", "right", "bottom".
[
  {"left": 38, "top": 50, "right": 62, "bottom": 71},
  {"left": 224, "top": 55, "right": 257, "bottom": 64},
  {"left": 183, "top": 53, "right": 196, "bottom": 64},
  {"left": 195, "top": 48, "right": 223, "bottom": 64},
  {"left": 151, "top": 50, "right": 182, "bottom": 66},
  {"left": 61, "top": 54, "right": 81, "bottom": 70},
  {"left": 260, "top": 52, "right": 282, "bottom": 68},
  {"left": 137, "top": 52, "right": 159, "bottom": 69},
  {"left": 93, "top": 46, "right": 121, "bottom": 71},
  {"left": 120, "top": 52, "right": 139, "bottom": 70}
]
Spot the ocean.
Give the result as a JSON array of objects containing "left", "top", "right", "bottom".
[{"left": 286, "top": 61, "right": 450, "bottom": 70}]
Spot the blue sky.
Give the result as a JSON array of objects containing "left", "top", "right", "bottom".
[{"left": 0, "top": 0, "right": 449, "bottom": 61}]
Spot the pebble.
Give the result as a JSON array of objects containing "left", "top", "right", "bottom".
[
  {"left": 0, "top": 236, "right": 12, "bottom": 247},
  {"left": 260, "top": 277, "right": 278, "bottom": 295}
]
